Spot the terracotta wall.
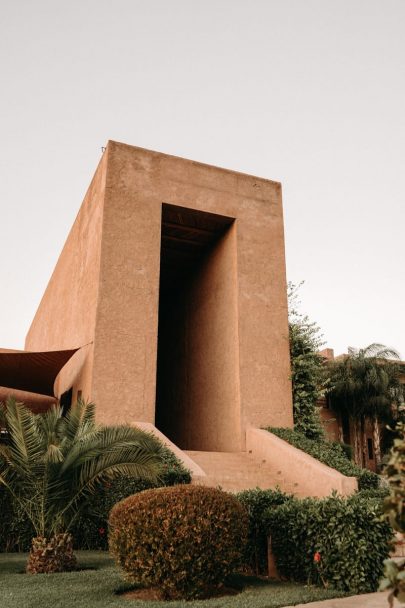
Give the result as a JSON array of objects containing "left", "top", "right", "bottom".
[
  {"left": 91, "top": 141, "right": 293, "bottom": 433},
  {"left": 25, "top": 141, "right": 293, "bottom": 439},
  {"left": 90, "top": 151, "right": 162, "bottom": 425},
  {"left": 25, "top": 152, "right": 108, "bottom": 403},
  {"left": 247, "top": 428, "right": 358, "bottom": 496},
  {"left": 319, "top": 399, "right": 341, "bottom": 442}
]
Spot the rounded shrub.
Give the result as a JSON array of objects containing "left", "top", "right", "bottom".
[{"left": 109, "top": 484, "right": 248, "bottom": 599}]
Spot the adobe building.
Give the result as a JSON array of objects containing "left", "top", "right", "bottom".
[
  {"left": 1, "top": 141, "right": 357, "bottom": 496},
  {"left": 25, "top": 141, "right": 293, "bottom": 450}
]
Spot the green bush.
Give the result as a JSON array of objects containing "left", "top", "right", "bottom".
[
  {"left": 288, "top": 281, "right": 326, "bottom": 440},
  {"left": 357, "top": 469, "right": 382, "bottom": 490},
  {"left": 109, "top": 485, "right": 248, "bottom": 599},
  {"left": 268, "top": 427, "right": 379, "bottom": 490},
  {"left": 0, "top": 488, "right": 34, "bottom": 552},
  {"left": 355, "top": 486, "right": 389, "bottom": 501},
  {"left": 236, "top": 488, "right": 290, "bottom": 575},
  {"left": 71, "top": 443, "right": 191, "bottom": 550},
  {"left": 380, "top": 422, "right": 405, "bottom": 604},
  {"left": 334, "top": 441, "right": 353, "bottom": 461},
  {"left": 0, "top": 442, "right": 191, "bottom": 552},
  {"left": 266, "top": 492, "right": 393, "bottom": 593}
]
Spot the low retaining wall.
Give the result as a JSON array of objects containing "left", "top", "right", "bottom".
[
  {"left": 133, "top": 422, "right": 206, "bottom": 482},
  {"left": 246, "top": 428, "right": 358, "bottom": 497}
]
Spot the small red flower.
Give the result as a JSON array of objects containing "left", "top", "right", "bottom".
[
  {"left": 314, "top": 551, "right": 321, "bottom": 563},
  {"left": 98, "top": 527, "right": 106, "bottom": 536}
]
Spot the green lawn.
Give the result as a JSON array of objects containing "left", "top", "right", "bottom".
[{"left": 1, "top": 552, "right": 351, "bottom": 608}]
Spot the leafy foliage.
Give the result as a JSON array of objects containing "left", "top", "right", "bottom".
[
  {"left": 109, "top": 485, "right": 248, "bottom": 599},
  {"left": 0, "top": 486, "right": 34, "bottom": 551},
  {"left": 268, "top": 427, "right": 379, "bottom": 489},
  {"left": 327, "top": 343, "right": 403, "bottom": 466},
  {"left": 0, "top": 398, "right": 162, "bottom": 539},
  {"left": 0, "top": 398, "right": 162, "bottom": 570},
  {"left": 380, "top": 422, "right": 405, "bottom": 605},
  {"left": 0, "top": 433, "right": 190, "bottom": 553},
  {"left": 288, "top": 282, "right": 325, "bottom": 439},
  {"left": 236, "top": 488, "right": 291, "bottom": 574},
  {"left": 70, "top": 447, "right": 191, "bottom": 550},
  {"left": 328, "top": 344, "right": 402, "bottom": 420},
  {"left": 266, "top": 492, "right": 393, "bottom": 593}
]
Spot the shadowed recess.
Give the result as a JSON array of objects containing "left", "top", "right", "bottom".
[{"left": 0, "top": 348, "right": 80, "bottom": 396}]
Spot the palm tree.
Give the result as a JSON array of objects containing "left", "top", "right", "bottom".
[
  {"left": 0, "top": 398, "right": 163, "bottom": 573},
  {"left": 327, "top": 343, "right": 403, "bottom": 469}
]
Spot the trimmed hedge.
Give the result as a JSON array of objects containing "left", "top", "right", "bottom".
[
  {"left": 236, "top": 488, "right": 291, "bottom": 574},
  {"left": 109, "top": 485, "right": 248, "bottom": 599},
  {"left": 0, "top": 442, "right": 191, "bottom": 552},
  {"left": 266, "top": 492, "right": 393, "bottom": 593},
  {"left": 268, "top": 427, "right": 379, "bottom": 490}
]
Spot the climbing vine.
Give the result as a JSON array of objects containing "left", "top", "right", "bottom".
[{"left": 288, "top": 282, "right": 325, "bottom": 439}]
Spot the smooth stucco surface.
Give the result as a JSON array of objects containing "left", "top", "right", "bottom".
[
  {"left": 25, "top": 149, "right": 107, "bottom": 404},
  {"left": 25, "top": 141, "right": 293, "bottom": 450},
  {"left": 247, "top": 428, "right": 358, "bottom": 496}
]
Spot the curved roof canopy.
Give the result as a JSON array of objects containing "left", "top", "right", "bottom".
[{"left": 0, "top": 348, "right": 79, "bottom": 397}]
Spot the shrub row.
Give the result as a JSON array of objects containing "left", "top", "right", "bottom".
[
  {"left": 237, "top": 487, "right": 391, "bottom": 592},
  {"left": 0, "top": 442, "right": 191, "bottom": 552},
  {"left": 266, "top": 491, "right": 393, "bottom": 593},
  {"left": 236, "top": 488, "right": 291, "bottom": 574},
  {"left": 267, "top": 427, "right": 379, "bottom": 490}
]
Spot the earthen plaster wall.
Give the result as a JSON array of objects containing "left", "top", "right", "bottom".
[
  {"left": 24, "top": 141, "right": 293, "bottom": 443},
  {"left": 91, "top": 141, "right": 293, "bottom": 438},
  {"left": 25, "top": 152, "right": 108, "bottom": 403}
]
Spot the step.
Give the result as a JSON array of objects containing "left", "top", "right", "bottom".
[{"left": 184, "top": 450, "right": 303, "bottom": 495}]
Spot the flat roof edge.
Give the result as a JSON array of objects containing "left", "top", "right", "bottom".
[{"left": 106, "top": 140, "right": 282, "bottom": 187}]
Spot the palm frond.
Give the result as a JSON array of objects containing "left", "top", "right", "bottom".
[
  {"left": 361, "top": 343, "right": 400, "bottom": 360},
  {"left": 0, "top": 402, "right": 7, "bottom": 429},
  {"left": 0, "top": 400, "right": 165, "bottom": 538},
  {"left": 43, "top": 443, "right": 65, "bottom": 464},
  {"left": 3, "top": 398, "right": 43, "bottom": 466},
  {"left": 62, "top": 400, "right": 97, "bottom": 443}
]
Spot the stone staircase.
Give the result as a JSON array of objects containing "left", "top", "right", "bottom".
[{"left": 184, "top": 450, "right": 303, "bottom": 495}]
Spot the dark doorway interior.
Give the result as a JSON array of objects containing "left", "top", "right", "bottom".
[
  {"left": 60, "top": 387, "right": 73, "bottom": 416},
  {"left": 342, "top": 414, "right": 351, "bottom": 445},
  {"left": 155, "top": 203, "right": 236, "bottom": 450}
]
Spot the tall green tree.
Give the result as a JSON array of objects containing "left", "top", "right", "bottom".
[
  {"left": 327, "top": 344, "right": 403, "bottom": 468},
  {"left": 288, "top": 282, "right": 325, "bottom": 439},
  {"left": 380, "top": 422, "right": 405, "bottom": 606},
  {"left": 0, "top": 398, "right": 162, "bottom": 573}
]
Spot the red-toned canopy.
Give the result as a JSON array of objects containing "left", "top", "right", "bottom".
[{"left": 0, "top": 348, "right": 79, "bottom": 397}]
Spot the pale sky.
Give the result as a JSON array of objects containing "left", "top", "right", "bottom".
[{"left": 1, "top": 0, "right": 404, "bottom": 357}]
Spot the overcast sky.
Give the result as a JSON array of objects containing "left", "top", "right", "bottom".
[{"left": 1, "top": 0, "right": 404, "bottom": 358}]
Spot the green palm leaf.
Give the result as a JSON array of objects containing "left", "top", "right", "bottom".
[{"left": 0, "top": 398, "right": 163, "bottom": 538}]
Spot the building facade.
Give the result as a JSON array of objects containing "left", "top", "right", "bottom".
[{"left": 24, "top": 141, "right": 294, "bottom": 453}]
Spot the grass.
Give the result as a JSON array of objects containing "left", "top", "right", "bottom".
[{"left": 0, "top": 551, "right": 351, "bottom": 608}]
